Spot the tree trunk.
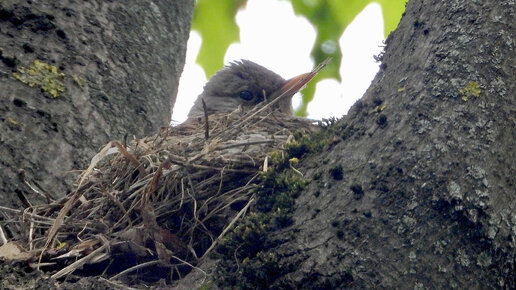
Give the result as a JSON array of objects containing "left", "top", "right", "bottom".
[
  {"left": 0, "top": 1, "right": 193, "bottom": 207},
  {"left": 207, "top": 0, "right": 515, "bottom": 288}
]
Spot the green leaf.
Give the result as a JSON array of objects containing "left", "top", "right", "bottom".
[
  {"left": 288, "top": 0, "right": 405, "bottom": 115},
  {"left": 375, "top": 0, "right": 406, "bottom": 37},
  {"left": 192, "top": 0, "right": 245, "bottom": 77},
  {"left": 289, "top": 0, "right": 368, "bottom": 115}
]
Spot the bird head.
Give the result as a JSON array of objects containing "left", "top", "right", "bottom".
[{"left": 188, "top": 60, "right": 319, "bottom": 118}]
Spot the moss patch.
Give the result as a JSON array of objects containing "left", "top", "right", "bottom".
[
  {"left": 285, "top": 127, "right": 334, "bottom": 158},
  {"left": 13, "top": 60, "right": 65, "bottom": 97},
  {"left": 460, "top": 81, "right": 481, "bottom": 101},
  {"left": 214, "top": 126, "right": 338, "bottom": 288},
  {"left": 215, "top": 168, "right": 309, "bottom": 288}
]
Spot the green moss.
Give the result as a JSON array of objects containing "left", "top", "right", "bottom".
[
  {"left": 240, "top": 252, "right": 281, "bottom": 287},
  {"left": 460, "top": 81, "right": 481, "bottom": 101},
  {"left": 216, "top": 158, "right": 310, "bottom": 288},
  {"left": 217, "top": 212, "right": 268, "bottom": 260},
  {"left": 215, "top": 123, "right": 341, "bottom": 288},
  {"left": 13, "top": 60, "right": 65, "bottom": 98},
  {"left": 285, "top": 129, "right": 333, "bottom": 158},
  {"left": 284, "top": 138, "right": 310, "bottom": 158},
  {"left": 268, "top": 150, "right": 288, "bottom": 168}
]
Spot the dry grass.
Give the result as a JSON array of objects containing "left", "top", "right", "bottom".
[{"left": 1, "top": 106, "right": 315, "bottom": 283}]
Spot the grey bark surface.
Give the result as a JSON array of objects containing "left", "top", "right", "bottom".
[
  {"left": 181, "top": 0, "right": 515, "bottom": 288},
  {"left": 1, "top": 0, "right": 514, "bottom": 288},
  {"left": 0, "top": 1, "right": 193, "bottom": 207},
  {"left": 263, "top": 0, "right": 515, "bottom": 288}
]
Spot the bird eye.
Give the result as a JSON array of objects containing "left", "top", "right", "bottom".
[{"left": 239, "top": 90, "right": 254, "bottom": 101}]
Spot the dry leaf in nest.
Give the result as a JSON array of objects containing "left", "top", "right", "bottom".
[{"left": 0, "top": 242, "right": 35, "bottom": 261}]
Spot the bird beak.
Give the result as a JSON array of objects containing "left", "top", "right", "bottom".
[
  {"left": 271, "top": 57, "right": 332, "bottom": 100},
  {"left": 276, "top": 72, "right": 313, "bottom": 98}
]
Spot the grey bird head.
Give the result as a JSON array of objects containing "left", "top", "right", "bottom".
[{"left": 188, "top": 60, "right": 312, "bottom": 118}]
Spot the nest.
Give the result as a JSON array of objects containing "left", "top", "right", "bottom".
[{"left": 0, "top": 105, "right": 316, "bottom": 285}]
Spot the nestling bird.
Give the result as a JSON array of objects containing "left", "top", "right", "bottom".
[{"left": 188, "top": 59, "right": 329, "bottom": 118}]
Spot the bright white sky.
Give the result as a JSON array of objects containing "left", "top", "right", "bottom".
[{"left": 172, "top": 0, "right": 384, "bottom": 123}]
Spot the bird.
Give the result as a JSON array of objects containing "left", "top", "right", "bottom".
[{"left": 187, "top": 59, "right": 329, "bottom": 118}]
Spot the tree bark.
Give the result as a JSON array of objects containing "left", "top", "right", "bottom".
[
  {"left": 0, "top": 0, "right": 193, "bottom": 207},
  {"left": 1, "top": 0, "right": 514, "bottom": 288},
  {"left": 207, "top": 0, "right": 515, "bottom": 288}
]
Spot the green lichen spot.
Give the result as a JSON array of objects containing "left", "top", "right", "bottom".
[
  {"left": 7, "top": 117, "right": 18, "bottom": 125},
  {"left": 373, "top": 104, "right": 387, "bottom": 113},
  {"left": 13, "top": 60, "right": 65, "bottom": 98},
  {"left": 72, "top": 75, "right": 86, "bottom": 88},
  {"left": 459, "top": 81, "right": 481, "bottom": 101}
]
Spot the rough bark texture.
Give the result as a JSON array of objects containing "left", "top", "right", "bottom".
[
  {"left": 202, "top": 0, "right": 515, "bottom": 288},
  {"left": 0, "top": 0, "right": 193, "bottom": 207},
  {"left": 1, "top": 0, "right": 514, "bottom": 288}
]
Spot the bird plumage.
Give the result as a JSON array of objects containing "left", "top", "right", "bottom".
[{"left": 188, "top": 60, "right": 293, "bottom": 118}]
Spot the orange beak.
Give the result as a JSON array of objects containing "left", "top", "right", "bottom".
[
  {"left": 271, "top": 57, "right": 332, "bottom": 100},
  {"left": 277, "top": 72, "right": 312, "bottom": 97}
]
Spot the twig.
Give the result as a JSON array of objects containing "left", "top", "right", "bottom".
[
  {"left": 109, "top": 260, "right": 161, "bottom": 281},
  {"left": 98, "top": 277, "right": 140, "bottom": 290},
  {"left": 51, "top": 238, "right": 109, "bottom": 279},
  {"left": 0, "top": 225, "right": 7, "bottom": 245},
  {"left": 167, "top": 159, "right": 256, "bottom": 173},
  {"left": 216, "top": 139, "right": 277, "bottom": 150},
  {"left": 171, "top": 255, "right": 207, "bottom": 285},
  {"left": 201, "top": 194, "right": 255, "bottom": 260},
  {"left": 38, "top": 189, "right": 82, "bottom": 270},
  {"left": 202, "top": 98, "right": 210, "bottom": 140}
]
